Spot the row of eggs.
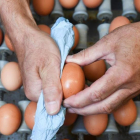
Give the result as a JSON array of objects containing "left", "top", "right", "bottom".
[{"left": 31, "top": 0, "right": 140, "bottom": 16}]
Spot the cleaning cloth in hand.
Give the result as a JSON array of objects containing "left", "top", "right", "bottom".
[{"left": 31, "top": 17, "right": 74, "bottom": 140}]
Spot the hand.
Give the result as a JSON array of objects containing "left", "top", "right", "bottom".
[
  {"left": 63, "top": 22, "right": 140, "bottom": 115},
  {"left": 16, "top": 28, "right": 62, "bottom": 115}
]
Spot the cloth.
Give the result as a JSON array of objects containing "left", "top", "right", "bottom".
[{"left": 31, "top": 17, "right": 74, "bottom": 140}]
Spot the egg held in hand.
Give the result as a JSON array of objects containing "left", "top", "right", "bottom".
[{"left": 61, "top": 63, "right": 85, "bottom": 99}]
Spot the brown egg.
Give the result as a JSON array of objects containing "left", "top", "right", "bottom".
[
  {"left": 113, "top": 99, "right": 137, "bottom": 126},
  {"left": 5, "top": 34, "right": 14, "bottom": 52},
  {"left": 109, "top": 16, "right": 130, "bottom": 33},
  {"left": 1, "top": 62, "right": 22, "bottom": 91},
  {"left": 134, "top": 0, "right": 140, "bottom": 12},
  {"left": 61, "top": 63, "right": 85, "bottom": 99},
  {"left": 0, "top": 28, "right": 3, "bottom": 45},
  {"left": 83, "top": 60, "right": 106, "bottom": 82},
  {"left": 38, "top": 24, "right": 51, "bottom": 35},
  {"left": 84, "top": 114, "right": 108, "bottom": 136},
  {"left": 33, "top": 0, "right": 54, "bottom": 16},
  {"left": 64, "top": 110, "right": 78, "bottom": 126},
  {"left": 24, "top": 101, "right": 37, "bottom": 130},
  {"left": 0, "top": 104, "right": 21, "bottom": 135},
  {"left": 83, "top": 0, "right": 103, "bottom": 8},
  {"left": 71, "top": 26, "right": 79, "bottom": 50},
  {"left": 59, "top": 0, "right": 79, "bottom": 9}
]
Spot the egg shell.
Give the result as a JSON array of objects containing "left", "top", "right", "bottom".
[
  {"left": 0, "top": 28, "right": 3, "bottom": 45},
  {"left": 134, "top": 0, "right": 140, "bottom": 12},
  {"left": 38, "top": 24, "right": 51, "bottom": 35},
  {"left": 59, "top": 0, "right": 79, "bottom": 9},
  {"left": 33, "top": 0, "right": 54, "bottom": 16},
  {"left": 113, "top": 99, "right": 137, "bottom": 126},
  {"left": 83, "top": 0, "right": 103, "bottom": 8},
  {"left": 84, "top": 114, "right": 108, "bottom": 136},
  {"left": 109, "top": 16, "right": 130, "bottom": 33},
  {"left": 0, "top": 104, "right": 21, "bottom": 135},
  {"left": 64, "top": 110, "right": 78, "bottom": 126},
  {"left": 83, "top": 60, "right": 106, "bottom": 82},
  {"left": 24, "top": 101, "right": 37, "bottom": 130},
  {"left": 61, "top": 63, "right": 85, "bottom": 99},
  {"left": 5, "top": 34, "right": 14, "bottom": 52},
  {"left": 71, "top": 26, "right": 79, "bottom": 50},
  {"left": 1, "top": 62, "right": 22, "bottom": 91}
]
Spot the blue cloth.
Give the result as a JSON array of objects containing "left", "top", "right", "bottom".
[{"left": 31, "top": 17, "right": 74, "bottom": 140}]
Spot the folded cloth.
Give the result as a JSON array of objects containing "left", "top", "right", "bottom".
[{"left": 31, "top": 17, "right": 74, "bottom": 140}]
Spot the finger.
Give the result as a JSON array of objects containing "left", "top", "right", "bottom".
[
  {"left": 66, "top": 35, "right": 115, "bottom": 66},
  {"left": 23, "top": 65, "right": 42, "bottom": 102},
  {"left": 40, "top": 56, "right": 62, "bottom": 115},
  {"left": 67, "top": 88, "right": 132, "bottom": 115},
  {"left": 63, "top": 65, "right": 128, "bottom": 108}
]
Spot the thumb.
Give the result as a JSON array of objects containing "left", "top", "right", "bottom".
[
  {"left": 40, "top": 59, "right": 62, "bottom": 115},
  {"left": 66, "top": 35, "right": 114, "bottom": 66}
]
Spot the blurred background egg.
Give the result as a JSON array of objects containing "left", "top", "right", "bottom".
[
  {"left": 0, "top": 28, "right": 3, "bottom": 45},
  {"left": 0, "top": 104, "right": 21, "bottom": 135},
  {"left": 61, "top": 63, "right": 85, "bottom": 99},
  {"left": 83, "top": 60, "right": 106, "bottom": 82},
  {"left": 109, "top": 16, "right": 130, "bottom": 33},
  {"left": 59, "top": 0, "right": 79, "bottom": 9},
  {"left": 38, "top": 24, "right": 51, "bottom": 35},
  {"left": 1, "top": 62, "right": 22, "bottom": 91},
  {"left": 33, "top": 0, "right": 54, "bottom": 16},
  {"left": 71, "top": 26, "right": 79, "bottom": 50},
  {"left": 84, "top": 114, "right": 108, "bottom": 136},
  {"left": 24, "top": 101, "right": 37, "bottom": 130},
  {"left": 113, "top": 99, "right": 137, "bottom": 126},
  {"left": 5, "top": 34, "right": 14, "bottom": 52},
  {"left": 134, "top": 0, "right": 140, "bottom": 12},
  {"left": 83, "top": 0, "right": 103, "bottom": 8},
  {"left": 64, "top": 110, "right": 78, "bottom": 126}
]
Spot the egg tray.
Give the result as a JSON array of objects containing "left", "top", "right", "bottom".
[{"left": 0, "top": 1, "right": 140, "bottom": 139}]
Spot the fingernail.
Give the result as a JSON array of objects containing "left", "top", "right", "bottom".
[
  {"left": 68, "top": 108, "right": 75, "bottom": 113},
  {"left": 46, "top": 101, "right": 58, "bottom": 115}
]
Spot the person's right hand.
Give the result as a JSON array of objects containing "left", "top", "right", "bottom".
[
  {"left": 15, "top": 28, "right": 62, "bottom": 115},
  {"left": 63, "top": 22, "right": 140, "bottom": 115}
]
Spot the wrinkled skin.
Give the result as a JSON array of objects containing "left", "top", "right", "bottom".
[
  {"left": 64, "top": 23, "right": 140, "bottom": 115},
  {"left": 0, "top": 0, "right": 62, "bottom": 115}
]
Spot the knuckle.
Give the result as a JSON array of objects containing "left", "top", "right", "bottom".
[
  {"left": 101, "top": 103, "right": 113, "bottom": 114},
  {"left": 90, "top": 90, "right": 103, "bottom": 102},
  {"left": 73, "top": 101, "right": 81, "bottom": 108},
  {"left": 79, "top": 49, "right": 89, "bottom": 60}
]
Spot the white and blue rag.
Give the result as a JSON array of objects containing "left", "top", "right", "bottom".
[{"left": 31, "top": 17, "right": 74, "bottom": 140}]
